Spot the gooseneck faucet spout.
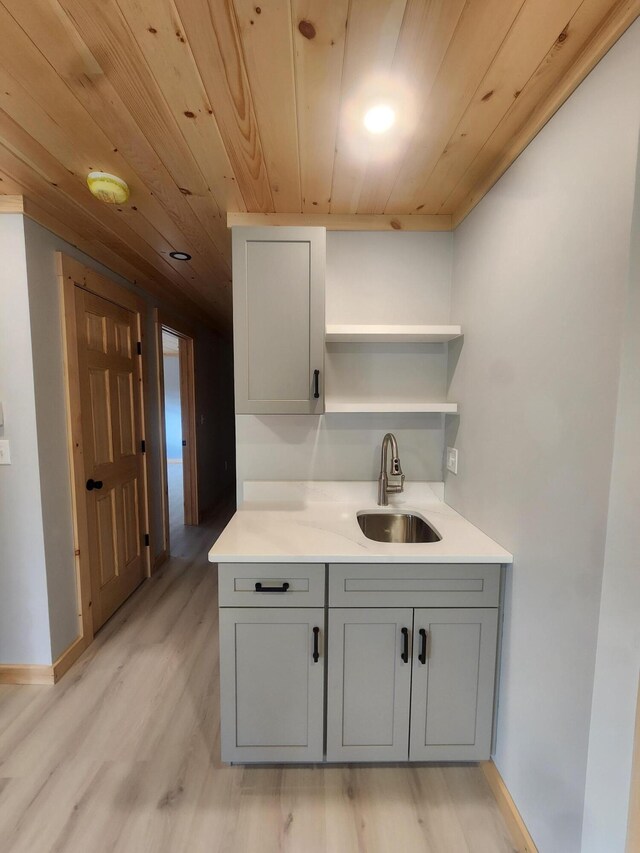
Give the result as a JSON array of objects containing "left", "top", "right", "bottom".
[{"left": 378, "top": 433, "right": 405, "bottom": 506}]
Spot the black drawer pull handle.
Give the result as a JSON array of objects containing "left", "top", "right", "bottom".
[
  {"left": 401, "top": 627, "right": 409, "bottom": 663},
  {"left": 254, "top": 582, "right": 290, "bottom": 593},
  {"left": 419, "top": 628, "right": 428, "bottom": 665},
  {"left": 312, "top": 626, "right": 320, "bottom": 663},
  {"left": 313, "top": 369, "right": 320, "bottom": 399},
  {"left": 86, "top": 478, "right": 103, "bottom": 491}
]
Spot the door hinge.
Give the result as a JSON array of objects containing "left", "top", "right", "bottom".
[
  {"left": 136, "top": 341, "right": 142, "bottom": 355},
  {"left": 141, "top": 439, "right": 146, "bottom": 453},
  {"left": 182, "top": 440, "right": 187, "bottom": 446},
  {"left": 144, "top": 533, "right": 150, "bottom": 547}
]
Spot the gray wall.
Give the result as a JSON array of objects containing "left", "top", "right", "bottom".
[
  {"left": 0, "top": 215, "right": 52, "bottom": 664},
  {"left": 445, "top": 22, "right": 640, "bottom": 852},
  {"left": 581, "top": 120, "right": 640, "bottom": 851},
  {"left": 0, "top": 216, "right": 234, "bottom": 665},
  {"left": 236, "top": 231, "right": 453, "bottom": 498}
]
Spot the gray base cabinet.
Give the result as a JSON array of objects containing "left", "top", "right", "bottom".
[
  {"left": 326, "top": 608, "right": 412, "bottom": 762},
  {"left": 410, "top": 608, "right": 498, "bottom": 761},
  {"left": 218, "top": 562, "right": 502, "bottom": 765},
  {"left": 219, "top": 607, "right": 324, "bottom": 763}
]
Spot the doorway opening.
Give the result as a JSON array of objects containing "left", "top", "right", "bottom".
[
  {"left": 162, "top": 330, "right": 184, "bottom": 541},
  {"left": 158, "top": 319, "right": 198, "bottom": 558}
]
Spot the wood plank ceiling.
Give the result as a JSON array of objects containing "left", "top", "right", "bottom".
[{"left": 0, "top": 0, "right": 637, "bottom": 328}]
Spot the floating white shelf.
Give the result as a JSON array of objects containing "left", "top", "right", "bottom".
[
  {"left": 325, "top": 324, "right": 462, "bottom": 343},
  {"left": 325, "top": 401, "right": 458, "bottom": 414}
]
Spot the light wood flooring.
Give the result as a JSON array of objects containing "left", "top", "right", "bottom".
[{"left": 0, "top": 502, "right": 516, "bottom": 853}]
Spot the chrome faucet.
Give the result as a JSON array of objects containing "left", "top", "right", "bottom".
[{"left": 378, "top": 433, "right": 405, "bottom": 506}]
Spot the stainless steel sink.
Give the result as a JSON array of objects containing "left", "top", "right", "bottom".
[{"left": 357, "top": 512, "right": 442, "bottom": 544}]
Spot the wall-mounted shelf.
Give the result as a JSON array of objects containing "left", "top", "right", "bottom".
[
  {"left": 325, "top": 324, "right": 462, "bottom": 343},
  {"left": 325, "top": 401, "right": 458, "bottom": 414}
]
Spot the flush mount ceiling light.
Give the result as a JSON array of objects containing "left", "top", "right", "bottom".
[
  {"left": 86, "top": 171, "right": 129, "bottom": 204},
  {"left": 169, "top": 251, "right": 192, "bottom": 261},
  {"left": 363, "top": 104, "right": 396, "bottom": 134}
]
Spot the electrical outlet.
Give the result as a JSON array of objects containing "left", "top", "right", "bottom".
[
  {"left": 0, "top": 439, "right": 11, "bottom": 465},
  {"left": 446, "top": 446, "right": 458, "bottom": 475}
]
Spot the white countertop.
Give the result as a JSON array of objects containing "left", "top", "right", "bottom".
[{"left": 208, "top": 482, "right": 513, "bottom": 565}]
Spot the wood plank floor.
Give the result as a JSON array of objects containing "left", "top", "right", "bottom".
[{"left": 0, "top": 501, "right": 516, "bottom": 853}]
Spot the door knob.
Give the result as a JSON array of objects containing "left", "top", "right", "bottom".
[{"left": 86, "top": 478, "right": 104, "bottom": 491}]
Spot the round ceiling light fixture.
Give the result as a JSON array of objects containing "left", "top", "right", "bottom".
[
  {"left": 363, "top": 104, "right": 396, "bottom": 134},
  {"left": 86, "top": 171, "right": 130, "bottom": 204},
  {"left": 169, "top": 251, "right": 192, "bottom": 261}
]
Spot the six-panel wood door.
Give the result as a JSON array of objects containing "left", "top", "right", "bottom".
[
  {"left": 219, "top": 608, "right": 325, "bottom": 763},
  {"left": 232, "top": 226, "right": 325, "bottom": 414},
  {"left": 75, "top": 287, "right": 146, "bottom": 631},
  {"left": 409, "top": 608, "right": 499, "bottom": 761},
  {"left": 326, "top": 608, "right": 412, "bottom": 762}
]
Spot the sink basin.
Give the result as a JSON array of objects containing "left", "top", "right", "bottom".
[{"left": 357, "top": 512, "right": 442, "bottom": 544}]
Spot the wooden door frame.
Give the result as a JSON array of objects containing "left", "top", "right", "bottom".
[
  {"left": 154, "top": 308, "right": 199, "bottom": 558},
  {"left": 58, "top": 253, "right": 151, "bottom": 659}
]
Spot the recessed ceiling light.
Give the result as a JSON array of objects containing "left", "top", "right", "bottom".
[
  {"left": 169, "top": 251, "right": 192, "bottom": 261},
  {"left": 363, "top": 104, "right": 395, "bottom": 134}
]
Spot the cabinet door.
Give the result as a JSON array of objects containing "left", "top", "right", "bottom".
[
  {"left": 410, "top": 608, "right": 498, "bottom": 761},
  {"left": 232, "top": 226, "right": 325, "bottom": 414},
  {"left": 327, "top": 608, "right": 412, "bottom": 762},
  {"left": 219, "top": 608, "right": 324, "bottom": 763}
]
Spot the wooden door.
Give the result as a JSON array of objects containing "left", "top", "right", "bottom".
[
  {"left": 219, "top": 608, "right": 325, "bottom": 763},
  {"left": 232, "top": 226, "right": 325, "bottom": 414},
  {"left": 326, "top": 608, "right": 412, "bottom": 762},
  {"left": 410, "top": 608, "right": 498, "bottom": 761},
  {"left": 75, "top": 287, "right": 146, "bottom": 631}
]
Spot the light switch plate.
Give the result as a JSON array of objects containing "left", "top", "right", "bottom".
[
  {"left": 446, "top": 446, "right": 458, "bottom": 475},
  {"left": 0, "top": 439, "right": 10, "bottom": 465}
]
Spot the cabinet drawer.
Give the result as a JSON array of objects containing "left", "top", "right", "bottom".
[
  {"left": 328, "top": 563, "right": 500, "bottom": 608},
  {"left": 219, "top": 563, "right": 325, "bottom": 607}
]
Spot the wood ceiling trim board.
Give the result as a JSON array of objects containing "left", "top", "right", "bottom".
[
  {"left": 383, "top": 0, "right": 527, "bottom": 213},
  {"left": 0, "top": 122, "right": 215, "bottom": 313},
  {"left": 226, "top": 212, "right": 452, "bottom": 231},
  {"left": 171, "top": 0, "right": 274, "bottom": 213},
  {"left": 0, "top": 57, "right": 228, "bottom": 292},
  {"left": 3, "top": 0, "right": 233, "bottom": 273},
  {"left": 111, "top": 0, "right": 246, "bottom": 220},
  {"left": 355, "top": 0, "right": 467, "bottom": 215},
  {"left": 329, "top": 0, "right": 408, "bottom": 214},
  {"left": 232, "top": 0, "right": 302, "bottom": 213},
  {"left": 408, "top": 0, "right": 585, "bottom": 213},
  {"left": 447, "top": 0, "right": 640, "bottom": 225},
  {"left": 291, "top": 0, "right": 350, "bottom": 213},
  {"left": 0, "top": 194, "right": 24, "bottom": 212}
]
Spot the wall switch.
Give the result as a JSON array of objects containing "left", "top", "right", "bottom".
[
  {"left": 0, "top": 439, "right": 11, "bottom": 465},
  {"left": 446, "top": 446, "right": 458, "bottom": 475}
]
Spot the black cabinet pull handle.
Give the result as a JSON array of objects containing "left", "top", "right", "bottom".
[
  {"left": 419, "top": 628, "right": 428, "bottom": 665},
  {"left": 254, "top": 582, "right": 290, "bottom": 593},
  {"left": 312, "top": 626, "right": 320, "bottom": 663},
  {"left": 313, "top": 369, "right": 320, "bottom": 399},
  {"left": 401, "top": 627, "right": 409, "bottom": 663},
  {"left": 86, "top": 479, "right": 103, "bottom": 491}
]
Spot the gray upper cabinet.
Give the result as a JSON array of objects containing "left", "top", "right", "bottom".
[
  {"left": 409, "top": 608, "right": 498, "bottom": 761},
  {"left": 232, "top": 226, "right": 325, "bottom": 414}
]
